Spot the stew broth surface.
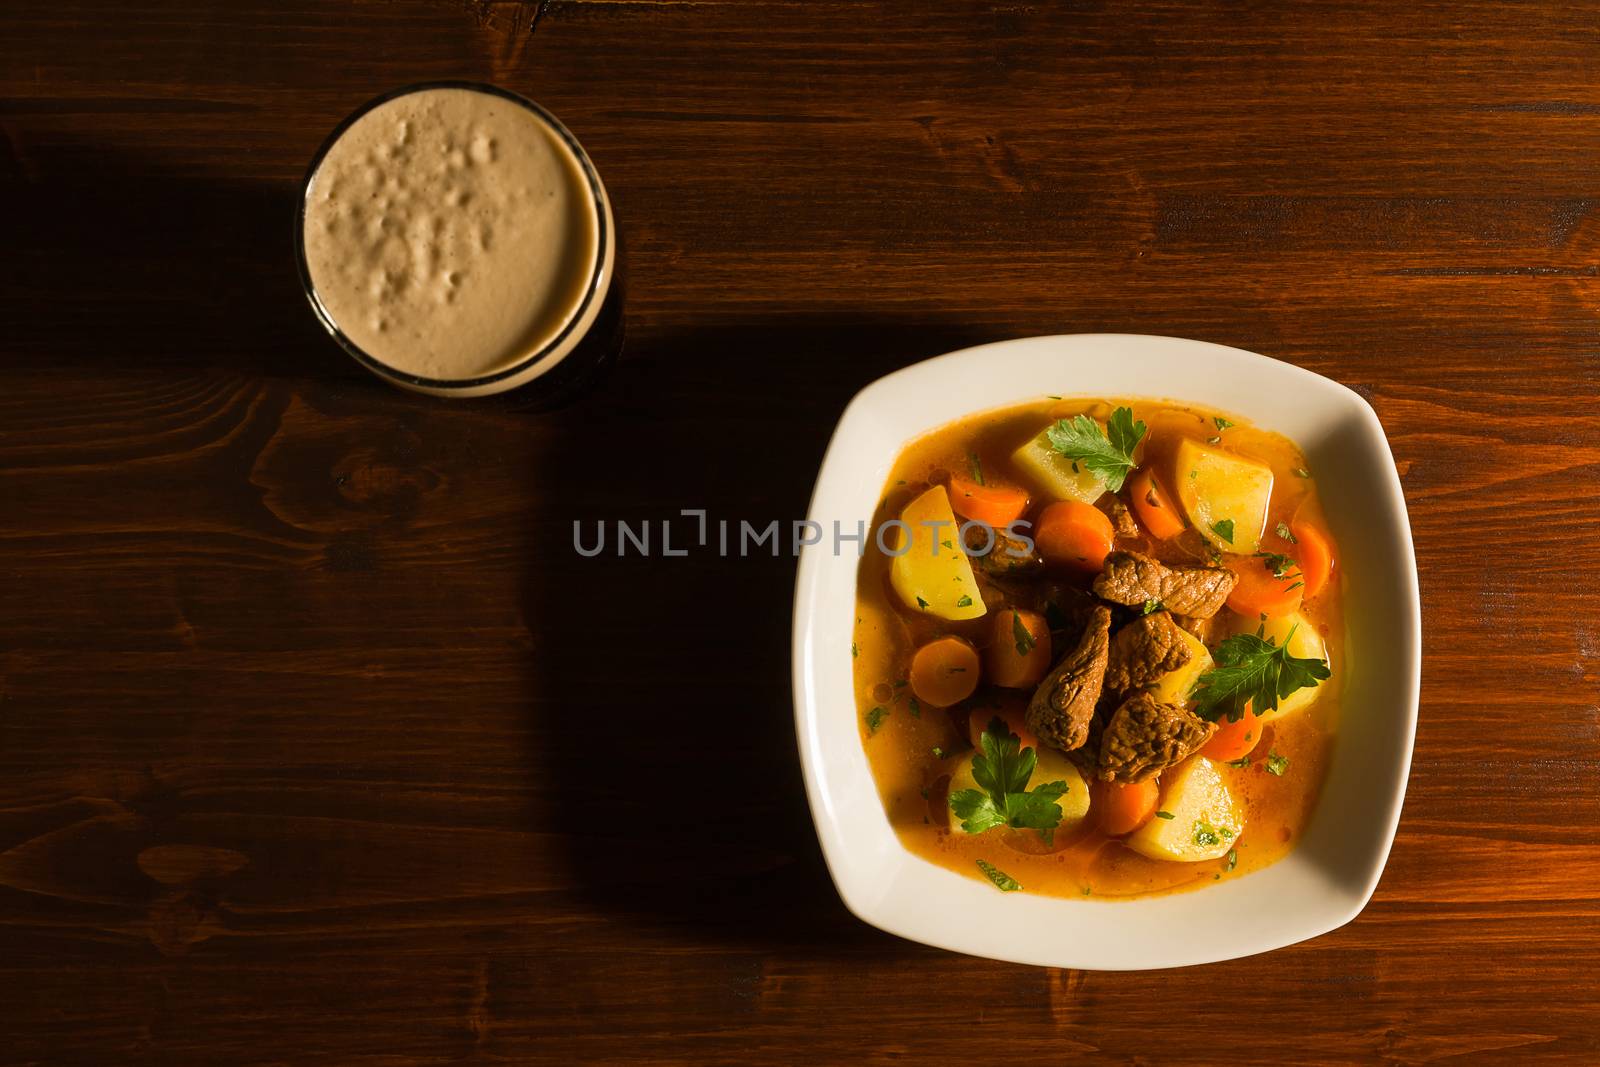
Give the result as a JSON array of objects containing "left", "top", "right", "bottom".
[{"left": 852, "top": 397, "right": 1344, "bottom": 899}]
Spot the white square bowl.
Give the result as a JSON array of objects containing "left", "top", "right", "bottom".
[{"left": 791, "top": 334, "right": 1420, "bottom": 970}]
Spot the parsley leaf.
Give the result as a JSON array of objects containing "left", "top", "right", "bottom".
[
  {"left": 1012, "top": 612, "right": 1035, "bottom": 656},
  {"left": 1276, "top": 520, "right": 1297, "bottom": 544},
  {"left": 865, "top": 706, "right": 889, "bottom": 732},
  {"left": 1141, "top": 598, "right": 1164, "bottom": 616},
  {"left": 1294, "top": 467, "right": 1311, "bottom": 479},
  {"left": 1191, "top": 626, "right": 1332, "bottom": 722},
  {"left": 1210, "top": 519, "right": 1236, "bottom": 544},
  {"left": 948, "top": 718, "right": 1069, "bottom": 834},
  {"left": 956, "top": 594, "right": 973, "bottom": 608},
  {"left": 932, "top": 746, "right": 947, "bottom": 759},
  {"left": 916, "top": 596, "right": 929, "bottom": 609},
  {"left": 1255, "top": 551, "right": 1299, "bottom": 579},
  {"left": 1214, "top": 416, "right": 1234, "bottom": 430},
  {"left": 1044, "top": 406, "right": 1146, "bottom": 492},
  {"left": 1266, "top": 751, "right": 1290, "bottom": 776},
  {"left": 1155, "top": 810, "right": 1175, "bottom": 820},
  {"left": 1224, "top": 848, "right": 1237, "bottom": 872},
  {"left": 976, "top": 859, "right": 1022, "bottom": 892},
  {"left": 1194, "top": 822, "right": 1221, "bottom": 847},
  {"left": 968, "top": 450, "right": 985, "bottom": 486},
  {"left": 851, "top": 643, "right": 858, "bottom": 658}
]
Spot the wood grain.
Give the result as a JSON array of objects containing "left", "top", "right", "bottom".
[{"left": 4, "top": 0, "right": 1600, "bottom": 1062}]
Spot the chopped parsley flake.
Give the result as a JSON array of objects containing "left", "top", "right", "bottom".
[
  {"left": 977, "top": 860, "right": 1022, "bottom": 892},
  {"left": 865, "top": 706, "right": 888, "bottom": 732},
  {"left": 1294, "top": 467, "right": 1311, "bottom": 479},
  {"left": 1266, "top": 751, "right": 1290, "bottom": 776},
  {"left": 1141, "top": 598, "right": 1163, "bottom": 615},
  {"left": 1276, "top": 520, "right": 1297, "bottom": 543},
  {"left": 956, "top": 594, "right": 974, "bottom": 608},
  {"left": 1224, "top": 848, "right": 1237, "bottom": 872},
  {"left": 1155, "top": 810, "right": 1175, "bottom": 820},
  {"left": 1210, "top": 519, "right": 1236, "bottom": 544},
  {"left": 916, "top": 596, "right": 929, "bottom": 609},
  {"left": 1012, "top": 612, "right": 1036, "bottom": 656},
  {"left": 1214, "top": 416, "right": 1234, "bottom": 430}
]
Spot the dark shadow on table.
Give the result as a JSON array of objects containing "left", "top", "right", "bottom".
[
  {"left": 1, "top": 138, "right": 359, "bottom": 384},
  {"left": 521, "top": 319, "right": 998, "bottom": 953}
]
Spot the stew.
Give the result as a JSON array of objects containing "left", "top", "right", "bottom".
[{"left": 852, "top": 397, "right": 1343, "bottom": 898}]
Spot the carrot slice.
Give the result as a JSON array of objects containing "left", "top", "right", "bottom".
[
  {"left": 1200, "top": 705, "right": 1262, "bottom": 762},
  {"left": 966, "top": 705, "right": 1041, "bottom": 753},
  {"left": 1128, "top": 468, "right": 1186, "bottom": 540},
  {"left": 946, "top": 476, "right": 1029, "bottom": 529},
  {"left": 1225, "top": 555, "right": 1304, "bottom": 619},
  {"left": 1034, "top": 500, "right": 1115, "bottom": 572},
  {"left": 1095, "top": 779, "right": 1160, "bottom": 836},
  {"left": 984, "top": 609, "right": 1051, "bottom": 689},
  {"left": 909, "top": 636, "right": 981, "bottom": 708},
  {"left": 1290, "top": 517, "right": 1334, "bottom": 601}
]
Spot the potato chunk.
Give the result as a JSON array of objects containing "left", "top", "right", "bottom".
[
  {"left": 1125, "top": 756, "right": 1242, "bottom": 862},
  {"left": 888, "top": 486, "right": 986, "bottom": 620},
  {"left": 947, "top": 746, "right": 1092, "bottom": 826},
  {"left": 1173, "top": 437, "right": 1274, "bottom": 553},
  {"left": 1250, "top": 611, "right": 1330, "bottom": 722},
  {"left": 1012, "top": 426, "right": 1104, "bottom": 504},
  {"left": 1147, "top": 623, "right": 1214, "bottom": 707}
]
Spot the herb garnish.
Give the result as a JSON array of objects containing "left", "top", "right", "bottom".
[
  {"left": 1266, "top": 751, "right": 1290, "bottom": 776},
  {"left": 1155, "top": 810, "right": 1175, "bottom": 820},
  {"left": 1225, "top": 755, "right": 1252, "bottom": 768},
  {"left": 1294, "top": 467, "right": 1311, "bottom": 479},
  {"left": 865, "top": 706, "right": 889, "bottom": 732},
  {"left": 1191, "top": 626, "right": 1331, "bottom": 722},
  {"left": 932, "top": 746, "right": 947, "bottom": 759},
  {"left": 908, "top": 696, "right": 921, "bottom": 718},
  {"left": 1276, "top": 520, "right": 1297, "bottom": 544},
  {"left": 1210, "top": 519, "right": 1236, "bottom": 544},
  {"left": 916, "top": 596, "right": 929, "bottom": 609},
  {"left": 1214, "top": 416, "right": 1234, "bottom": 430},
  {"left": 967, "top": 450, "right": 985, "bottom": 486},
  {"left": 1044, "top": 406, "right": 1147, "bottom": 493},
  {"left": 1194, "top": 821, "right": 1222, "bottom": 847},
  {"left": 948, "top": 718, "right": 1070, "bottom": 834},
  {"left": 1141, "top": 598, "right": 1164, "bottom": 616},
  {"left": 1012, "top": 613, "right": 1035, "bottom": 656},
  {"left": 976, "top": 859, "right": 1023, "bottom": 892},
  {"left": 1224, "top": 848, "right": 1237, "bottom": 872},
  {"left": 1206, "top": 435, "right": 1222, "bottom": 445},
  {"left": 955, "top": 594, "right": 973, "bottom": 608},
  {"left": 1256, "top": 551, "right": 1299, "bottom": 579},
  {"left": 851, "top": 643, "right": 858, "bottom": 658}
]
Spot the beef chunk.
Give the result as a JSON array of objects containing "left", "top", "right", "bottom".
[
  {"left": 1095, "top": 691, "right": 1217, "bottom": 783},
  {"left": 964, "top": 522, "right": 1042, "bottom": 578},
  {"left": 1092, "top": 550, "right": 1237, "bottom": 618},
  {"left": 1095, "top": 493, "right": 1140, "bottom": 539},
  {"left": 1026, "top": 605, "right": 1111, "bottom": 752},
  {"left": 1105, "top": 611, "right": 1192, "bottom": 695},
  {"left": 1172, "top": 612, "right": 1216, "bottom": 647}
]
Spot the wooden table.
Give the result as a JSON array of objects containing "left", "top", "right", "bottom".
[{"left": 5, "top": 2, "right": 1599, "bottom": 1062}]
